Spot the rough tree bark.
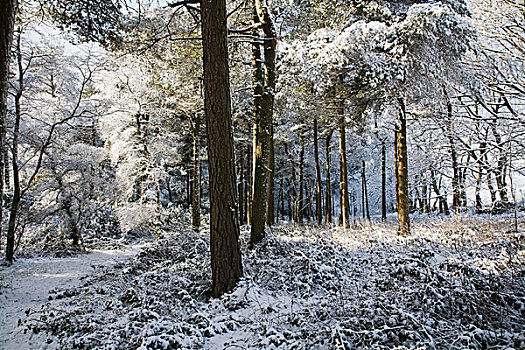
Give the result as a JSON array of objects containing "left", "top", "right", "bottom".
[
  {"left": 251, "top": 0, "right": 276, "bottom": 244},
  {"left": 395, "top": 99, "right": 410, "bottom": 235},
  {"left": 200, "top": 0, "right": 243, "bottom": 297},
  {"left": 257, "top": 0, "right": 276, "bottom": 228},
  {"left": 1, "top": 0, "right": 18, "bottom": 263},
  {"left": 249, "top": 0, "right": 267, "bottom": 245},
  {"left": 338, "top": 101, "right": 350, "bottom": 228}
]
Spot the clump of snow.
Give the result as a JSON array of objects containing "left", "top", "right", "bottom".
[{"left": 24, "top": 218, "right": 525, "bottom": 349}]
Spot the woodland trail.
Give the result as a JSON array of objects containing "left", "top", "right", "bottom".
[{"left": 0, "top": 245, "right": 143, "bottom": 349}]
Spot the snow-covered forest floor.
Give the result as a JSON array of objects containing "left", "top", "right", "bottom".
[
  {"left": 3, "top": 215, "right": 525, "bottom": 349},
  {"left": 0, "top": 243, "right": 145, "bottom": 349}
]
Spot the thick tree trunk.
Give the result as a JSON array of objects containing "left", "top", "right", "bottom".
[
  {"left": 325, "top": 129, "right": 333, "bottom": 224},
  {"left": 201, "top": 0, "right": 242, "bottom": 297},
  {"left": 249, "top": 1, "right": 267, "bottom": 245},
  {"left": 1, "top": 0, "right": 17, "bottom": 264},
  {"left": 251, "top": 0, "right": 276, "bottom": 244},
  {"left": 313, "top": 117, "right": 322, "bottom": 225},
  {"left": 191, "top": 114, "right": 201, "bottom": 231},
  {"left": 259, "top": 0, "right": 276, "bottom": 229},
  {"left": 395, "top": 99, "right": 410, "bottom": 235},
  {"left": 381, "top": 140, "right": 387, "bottom": 221},
  {"left": 338, "top": 104, "right": 350, "bottom": 228}
]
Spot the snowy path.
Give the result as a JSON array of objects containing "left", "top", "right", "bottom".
[{"left": 0, "top": 246, "right": 143, "bottom": 349}]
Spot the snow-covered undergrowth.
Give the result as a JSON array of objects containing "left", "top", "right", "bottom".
[
  {"left": 26, "top": 217, "right": 525, "bottom": 349},
  {"left": 10, "top": 219, "right": 156, "bottom": 259}
]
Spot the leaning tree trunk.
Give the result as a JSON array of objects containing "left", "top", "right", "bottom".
[
  {"left": 338, "top": 102, "right": 350, "bottom": 228},
  {"left": 325, "top": 129, "right": 333, "bottom": 224},
  {"left": 395, "top": 99, "right": 410, "bottom": 235},
  {"left": 1, "top": 0, "right": 17, "bottom": 263},
  {"left": 201, "top": 0, "right": 243, "bottom": 297},
  {"left": 313, "top": 117, "right": 323, "bottom": 225}
]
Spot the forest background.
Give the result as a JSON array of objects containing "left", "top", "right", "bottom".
[{"left": 0, "top": 0, "right": 524, "bottom": 348}]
